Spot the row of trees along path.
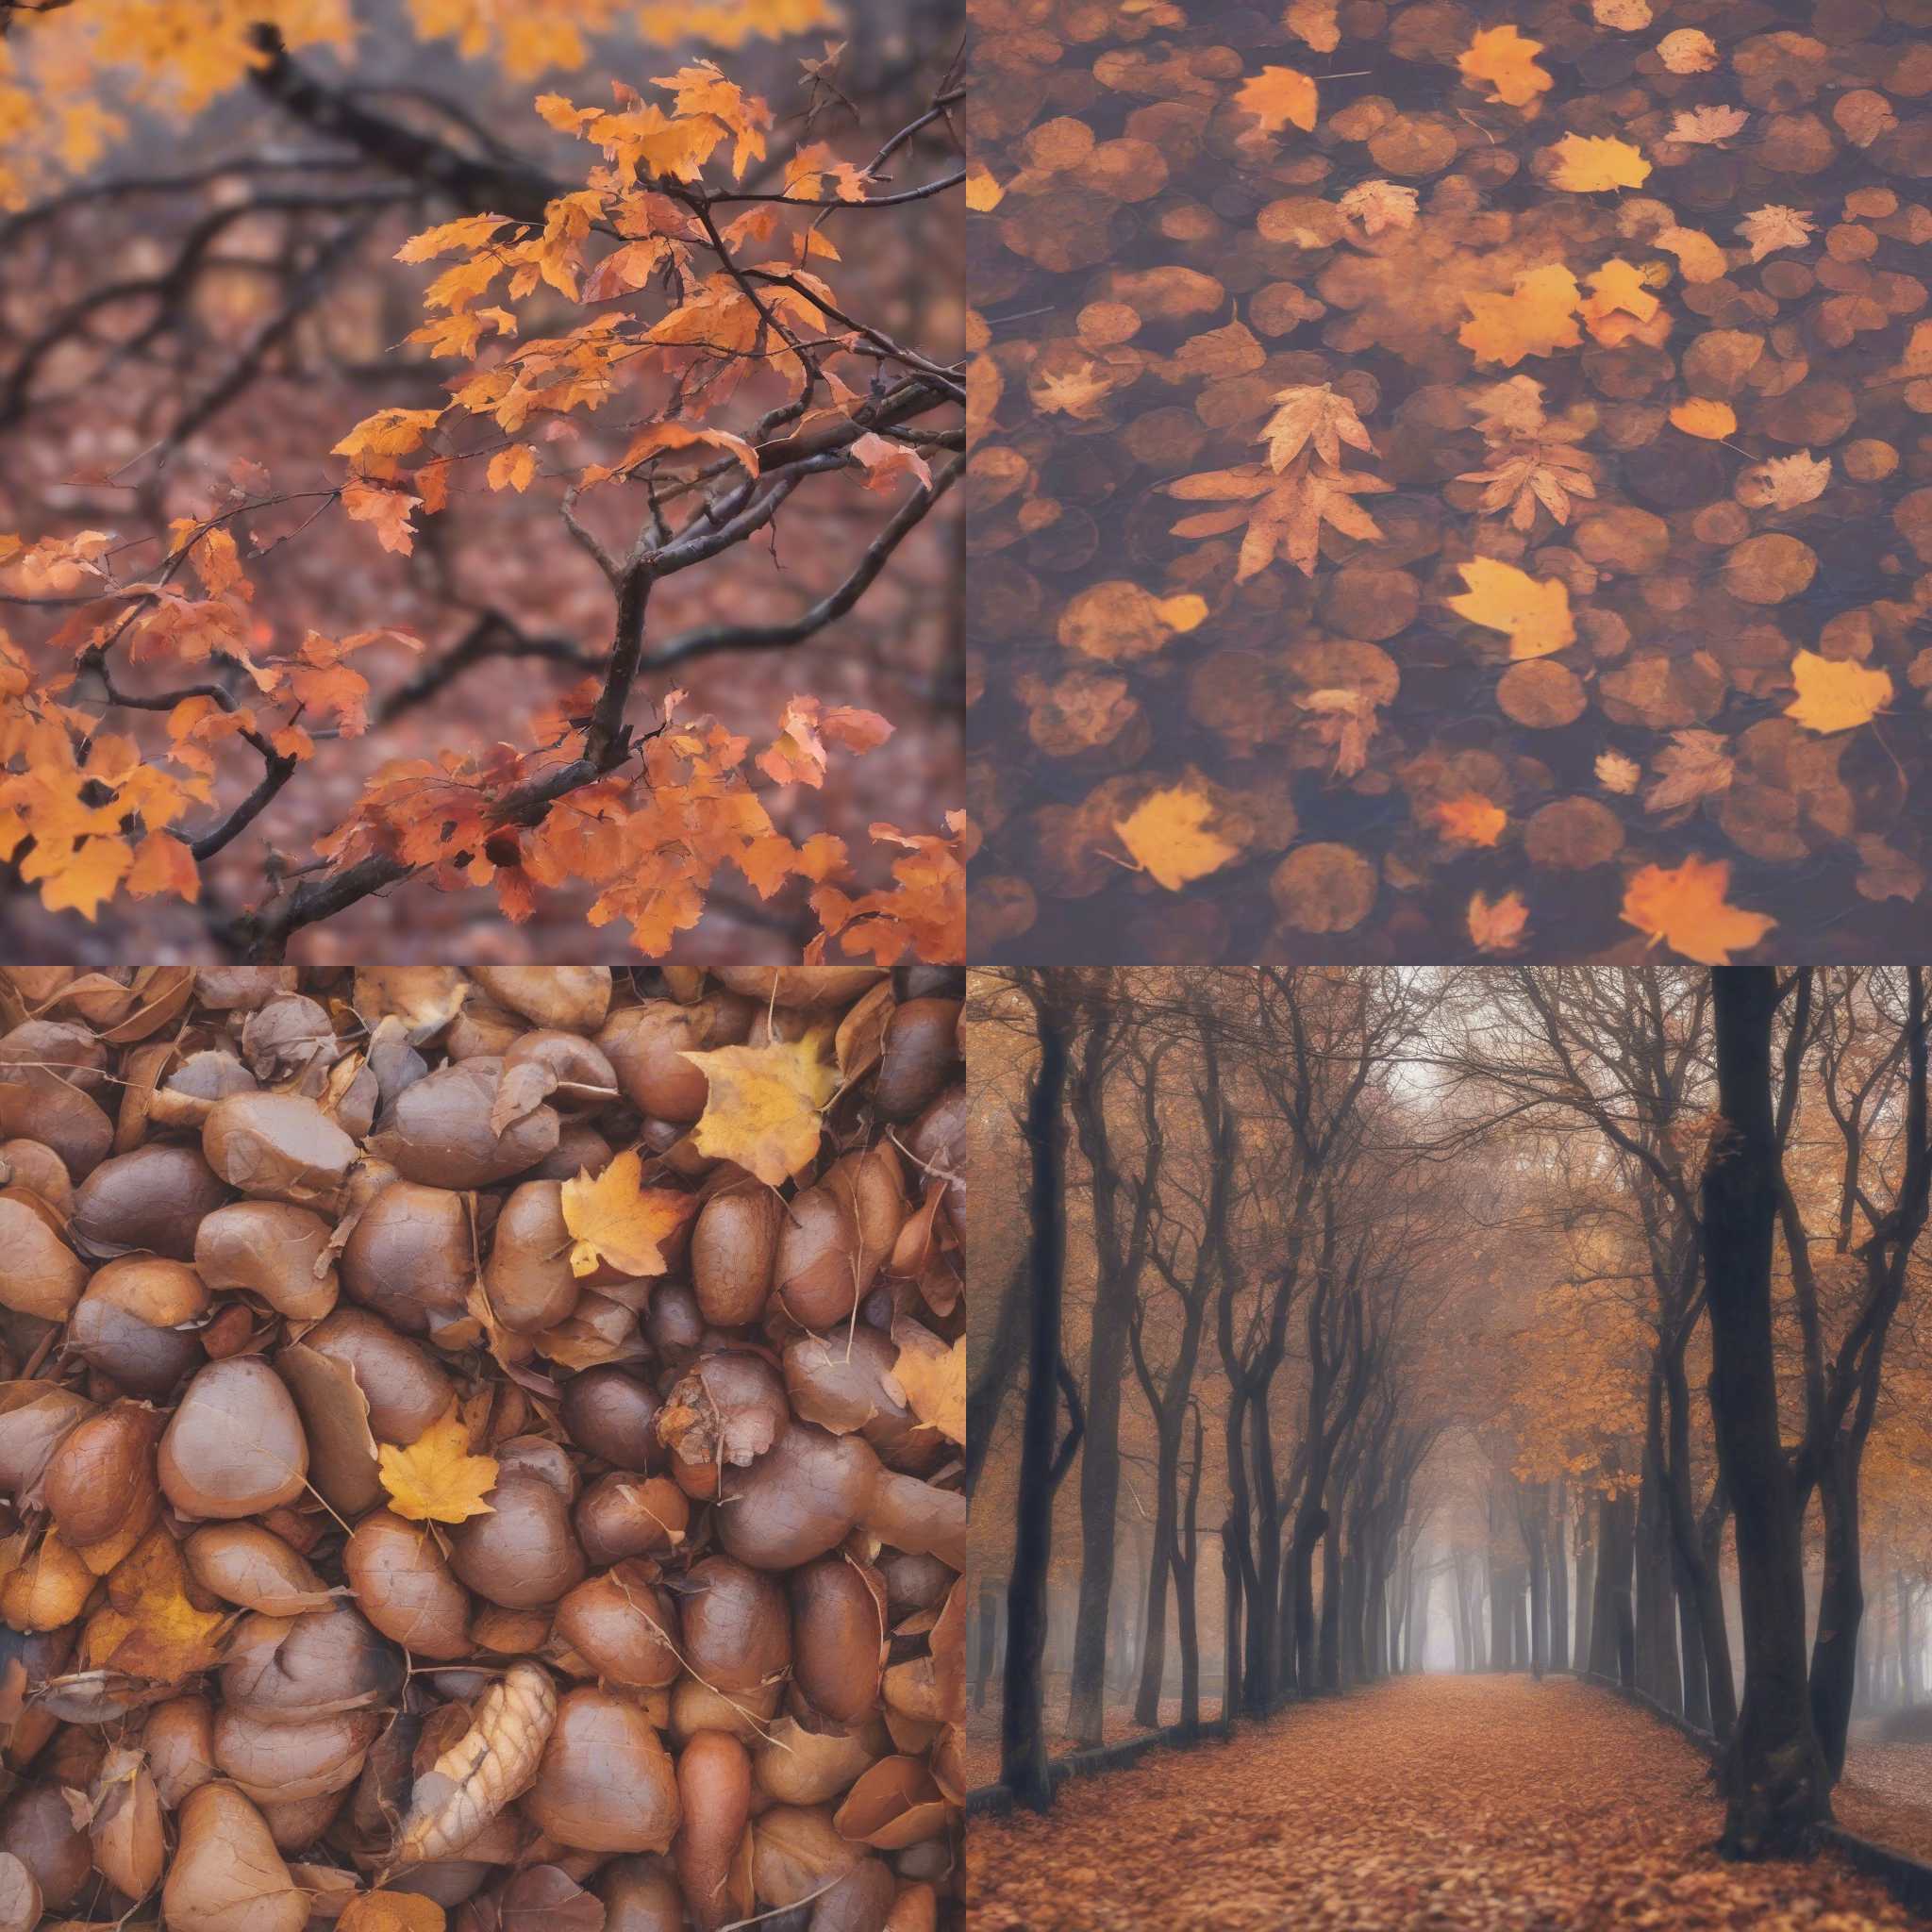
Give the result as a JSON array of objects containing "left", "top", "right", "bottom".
[{"left": 968, "top": 967, "right": 1932, "bottom": 1916}]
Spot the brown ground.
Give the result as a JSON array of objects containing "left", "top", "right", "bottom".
[{"left": 970, "top": 1675, "right": 1931, "bottom": 1932}]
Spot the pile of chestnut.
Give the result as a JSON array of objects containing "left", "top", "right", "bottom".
[{"left": 0, "top": 964, "right": 965, "bottom": 1932}]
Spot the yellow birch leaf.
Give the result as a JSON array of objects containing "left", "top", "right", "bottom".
[{"left": 1670, "top": 397, "right": 1736, "bottom": 439}]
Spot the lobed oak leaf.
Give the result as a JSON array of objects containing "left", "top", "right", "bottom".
[
  {"left": 1235, "top": 66, "right": 1318, "bottom": 137},
  {"left": 1783, "top": 650, "right": 1892, "bottom": 732},
  {"left": 1112, "top": 786, "right": 1239, "bottom": 891},
  {"left": 376, "top": 1407, "right": 499, "bottom": 1525},
  {"left": 559, "top": 1148, "right": 694, "bottom": 1278},
  {"left": 679, "top": 1031, "right": 841, "bottom": 1186},
  {"left": 1621, "top": 856, "right": 1775, "bottom": 964},
  {"left": 1447, "top": 558, "right": 1574, "bottom": 658}
]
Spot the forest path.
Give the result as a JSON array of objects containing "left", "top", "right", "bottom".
[{"left": 968, "top": 1674, "right": 1925, "bottom": 1931}]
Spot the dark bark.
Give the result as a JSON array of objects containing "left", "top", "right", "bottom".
[
  {"left": 1000, "top": 991, "right": 1082, "bottom": 1811},
  {"left": 1704, "top": 966, "right": 1830, "bottom": 1858}
]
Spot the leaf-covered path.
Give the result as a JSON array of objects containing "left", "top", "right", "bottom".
[{"left": 969, "top": 1675, "right": 1928, "bottom": 1931}]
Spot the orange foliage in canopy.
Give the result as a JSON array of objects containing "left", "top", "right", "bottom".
[{"left": 0, "top": 19, "right": 965, "bottom": 961}]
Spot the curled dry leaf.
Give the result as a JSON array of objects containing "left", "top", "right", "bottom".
[{"left": 388, "top": 1658, "right": 558, "bottom": 1870}]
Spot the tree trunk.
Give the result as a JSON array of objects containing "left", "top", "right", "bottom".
[
  {"left": 1221, "top": 1511, "right": 1242, "bottom": 1739},
  {"left": 1574, "top": 1511, "right": 1596, "bottom": 1677},
  {"left": 1000, "top": 996, "right": 1077, "bottom": 1811},
  {"left": 974, "top": 1580, "right": 1002, "bottom": 1711},
  {"left": 1525, "top": 1512, "right": 1548, "bottom": 1681},
  {"left": 1132, "top": 1440, "right": 1177, "bottom": 1726},
  {"left": 1320, "top": 1509, "right": 1344, "bottom": 1691},
  {"left": 1591, "top": 1489, "right": 1635, "bottom": 1685},
  {"left": 1636, "top": 1375, "right": 1682, "bottom": 1712},
  {"left": 1809, "top": 1446, "right": 1865, "bottom": 1781},
  {"left": 1704, "top": 966, "right": 1830, "bottom": 1858},
  {"left": 1548, "top": 1486, "right": 1570, "bottom": 1674}
]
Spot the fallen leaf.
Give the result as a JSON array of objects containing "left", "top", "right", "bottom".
[
  {"left": 1337, "top": 179, "right": 1417, "bottom": 235},
  {"left": 1621, "top": 856, "right": 1775, "bottom": 963},
  {"left": 1737, "top": 451, "right": 1830, "bottom": 510},
  {"left": 1670, "top": 398, "right": 1737, "bottom": 440},
  {"left": 680, "top": 1032, "right": 841, "bottom": 1186},
  {"left": 1447, "top": 558, "right": 1575, "bottom": 658},
  {"left": 1670, "top": 105, "right": 1748, "bottom": 145},
  {"left": 1458, "top": 25, "right": 1552, "bottom": 109},
  {"left": 1236, "top": 67, "right": 1318, "bottom": 137},
  {"left": 890, "top": 1320, "right": 966, "bottom": 1443},
  {"left": 1257, "top": 384, "right": 1374, "bottom": 471},
  {"left": 1643, "top": 730, "right": 1734, "bottom": 813},
  {"left": 1434, "top": 794, "right": 1507, "bottom": 846},
  {"left": 1657, "top": 29, "right": 1718, "bottom": 74},
  {"left": 1783, "top": 651, "right": 1893, "bottom": 733},
  {"left": 1547, "top": 134, "right": 1651, "bottom": 192},
  {"left": 1459, "top": 263, "right": 1583, "bottom": 367},
  {"left": 377, "top": 1407, "right": 499, "bottom": 1525},
  {"left": 1467, "top": 890, "right": 1530, "bottom": 952},
  {"left": 1113, "top": 787, "right": 1240, "bottom": 891},
  {"left": 559, "top": 1148, "right": 695, "bottom": 1278},
  {"left": 1595, "top": 751, "right": 1641, "bottom": 794},
  {"left": 1735, "top": 206, "right": 1814, "bottom": 265},
  {"left": 81, "top": 1529, "right": 226, "bottom": 1682}
]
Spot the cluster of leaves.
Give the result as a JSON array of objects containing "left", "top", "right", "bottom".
[
  {"left": 0, "top": 962, "right": 967, "bottom": 1929},
  {"left": 968, "top": 1674, "right": 1928, "bottom": 1931},
  {"left": 967, "top": 0, "right": 1932, "bottom": 964},
  {"left": 0, "top": 0, "right": 838, "bottom": 208},
  {"left": 1, "top": 42, "right": 968, "bottom": 961}
]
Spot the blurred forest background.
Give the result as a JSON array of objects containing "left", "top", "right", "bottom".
[{"left": 0, "top": 0, "right": 961, "bottom": 962}]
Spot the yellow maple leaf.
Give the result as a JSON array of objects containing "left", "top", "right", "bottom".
[
  {"left": 1458, "top": 25, "right": 1552, "bottom": 108},
  {"left": 680, "top": 1031, "right": 841, "bottom": 1186},
  {"left": 1447, "top": 558, "right": 1574, "bottom": 658},
  {"left": 377, "top": 1407, "right": 499, "bottom": 1524},
  {"left": 1581, "top": 258, "right": 1660, "bottom": 343},
  {"left": 1458, "top": 264, "right": 1582, "bottom": 367},
  {"left": 1114, "top": 787, "right": 1239, "bottom": 891},
  {"left": 1621, "top": 857, "right": 1776, "bottom": 965},
  {"left": 1783, "top": 651, "right": 1892, "bottom": 733},
  {"left": 559, "top": 1147, "right": 694, "bottom": 1278},
  {"left": 1236, "top": 66, "right": 1318, "bottom": 136},
  {"left": 333, "top": 407, "right": 445, "bottom": 462},
  {"left": 81, "top": 1529, "right": 226, "bottom": 1681},
  {"left": 891, "top": 1322, "right": 965, "bottom": 1444},
  {"left": 1468, "top": 889, "right": 1530, "bottom": 953},
  {"left": 1547, "top": 133, "right": 1651, "bottom": 192},
  {"left": 22, "top": 834, "right": 132, "bottom": 921},
  {"left": 1670, "top": 397, "right": 1736, "bottom": 439},
  {"left": 1434, "top": 793, "right": 1507, "bottom": 846}
]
